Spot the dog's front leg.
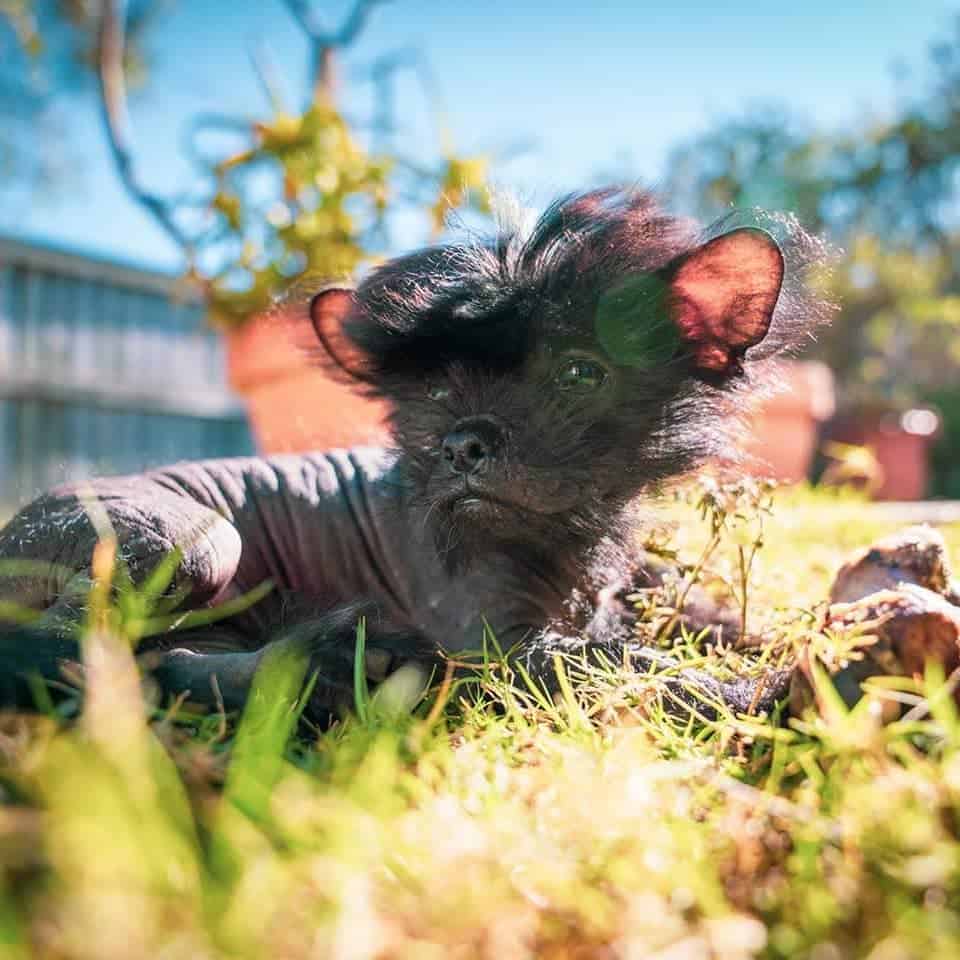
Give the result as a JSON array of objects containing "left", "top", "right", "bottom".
[
  {"left": 519, "top": 625, "right": 791, "bottom": 720},
  {"left": 149, "top": 602, "right": 436, "bottom": 725}
]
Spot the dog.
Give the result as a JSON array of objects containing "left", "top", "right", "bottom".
[{"left": 0, "top": 187, "right": 830, "bottom": 721}]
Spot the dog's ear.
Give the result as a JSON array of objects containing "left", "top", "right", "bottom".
[
  {"left": 309, "top": 287, "right": 373, "bottom": 381},
  {"left": 594, "top": 227, "right": 785, "bottom": 380},
  {"left": 667, "top": 227, "right": 784, "bottom": 379}
]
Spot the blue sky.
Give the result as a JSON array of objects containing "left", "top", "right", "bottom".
[{"left": 6, "top": 0, "right": 958, "bottom": 271}]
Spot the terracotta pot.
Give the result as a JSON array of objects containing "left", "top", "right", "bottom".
[
  {"left": 827, "top": 408, "right": 941, "bottom": 501},
  {"left": 226, "top": 310, "right": 389, "bottom": 454},
  {"left": 741, "top": 361, "right": 836, "bottom": 483},
  {"left": 866, "top": 423, "right": 934, "bottom": 501}
]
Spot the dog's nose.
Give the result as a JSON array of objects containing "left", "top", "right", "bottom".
[{"left": 442, "top": 418, "right": 504, "bottom": 475}]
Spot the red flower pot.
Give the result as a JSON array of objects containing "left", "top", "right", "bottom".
[
  {"left": 225, "top": 310, "right": 389, "bottom": 454},
  {"left": 741, "top": 361, "right": 836, "bottom": 483},
  {"left": 828, "top": 408, "right": 941, "bottom": 501}
]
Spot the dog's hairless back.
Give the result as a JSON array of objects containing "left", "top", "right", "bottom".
[
  {"left": 0, "top": 448, "right": 557, "bottom": 657},
  {"left": 145, "top": 449, "right": 419, "bottom": 628}
]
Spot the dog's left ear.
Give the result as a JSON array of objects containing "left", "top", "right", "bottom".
[{"left": 667, "top": 227, "right": 784, "bottom": 379}]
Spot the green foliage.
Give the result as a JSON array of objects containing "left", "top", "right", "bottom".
[
  {"left": 199, "top": 102, "right": 396, "bottom": 327},
  {"left": 926, "top": 386, "right": 960, "bottom": 499},
  {"left": 3, "top": 486, "right": 960, "bottom": 956},
  {"left": 664, "top": 17, "right": 960, "bottom": 417},
  {"left": 819, "top": 235, "right": 960, "bottom": 409},
  {"left": 196, "top": 102, "right": 489, "bottom": 328},
  {"left": 0, "top": 2, "right": 492, "bottom": 328},
  {"left": 666, "top": 107, "right": 833, "bottom": 232}
]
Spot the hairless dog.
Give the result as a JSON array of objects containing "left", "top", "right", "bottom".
[{"left": 0, "top": 187, "right": 831, "bottom": 722}]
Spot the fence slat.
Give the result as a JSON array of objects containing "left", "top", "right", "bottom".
[{"left": 0, "top": 250, "right": 255, "bottom": 513}]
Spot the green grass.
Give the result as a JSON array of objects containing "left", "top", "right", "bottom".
[{"left": 2, "top": 485, "right": 960, "bottom": 959}]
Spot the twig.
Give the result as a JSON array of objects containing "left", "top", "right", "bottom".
[
  {"left": 283, "top": 0, "right": 387, "bottom": 47},
  {"left": 210, "top": 673, "right": 228, "bottom": 741},
  {"left": 738, "top": 545, "right": 749, "bottom": 642},
  {"left": 900, "top": 664, "right": 960, "bottom": 724},
  {"left": 368, "top": 46, "right": 451, "bottom": 155},
  {"left": 334, "top": 0, "right": 389, "bottom": 47},
  {"left": 248, "top": 40, "right": 287, "bottom": 113},
  {"left": 96, "top": 0, "right": 193, "bottom": 256},
  {"left": 367, "top": 49, "right": 420, "bottom": 151},
  {"left": 282, "top": 0, "right": 390, "bottom": 105},
  {"left": 281, "top": 0, "right": 327, "bottom": 37},
  {"left": 181, "top": 113, "right": 259, "bottom": 176},
  {"left": 746, "top": 668, "right": 770, "bottom": 717},
  {"left": 655, "top": 529, "right": 723, "bottom": 644},
  {"left": 424, "top": 658, "right": 456, "bottom": 728}
]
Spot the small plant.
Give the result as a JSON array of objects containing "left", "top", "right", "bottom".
[
  {"left": 195, "top": 100, "right": 489, "bottom": 328},
  {"left": 3, "top": 1, "right": 492, "bottom": 329}
]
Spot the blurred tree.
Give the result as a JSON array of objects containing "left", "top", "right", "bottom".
[
  {"left": 0, "top": 0, "right": 157, "bottom": 207},
  {"left": 0, "top": 0, "right": 490, "bottom": 326},
  {"left": 667, "top": 18, "right": 960, "bottom": 253},
  {"left": 833, "top": 20, "right": 960, "bottom": 252},
  {"left": 819, "top": 235, "right": 960, "bottom": 430},
  {"left": 664, "top": 17, "right": 960, "bottom": 413},
  {"left": 663, "top": 18, "right": 960, "bottom": 495},
  {"left": 665, "top": 107, "right": 832, "bottom": 233}
]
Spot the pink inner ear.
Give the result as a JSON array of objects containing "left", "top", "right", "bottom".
[
  {"left": 669, "top": 228, "right": 784, "bottom": 374},
  {"left": 309, "top": 287, "right": 371, "bottom": 378}
]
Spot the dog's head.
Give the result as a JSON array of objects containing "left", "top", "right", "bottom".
[{"left": 310, "top": 187, "right": 832, "bottom": 564}]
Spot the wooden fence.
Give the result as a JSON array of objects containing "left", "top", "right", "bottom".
[{"left": 0, "top": 237, "right": 254, "bottom": 512}]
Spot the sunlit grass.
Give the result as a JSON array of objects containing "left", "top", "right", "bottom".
[{"left": 1, "top": 485, "right": 960, "bottom": 958}]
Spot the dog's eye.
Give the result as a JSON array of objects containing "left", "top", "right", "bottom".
[
  {"left": 426, "top": 383, "right": 451, "bottom": 402},
  {"left": 554, "top": 358, "right": 608, "bottom": 392}
]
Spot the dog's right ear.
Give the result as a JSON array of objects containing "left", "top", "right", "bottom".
[{"left": 309, "top": 287, "right": 373, "bottom": 381}]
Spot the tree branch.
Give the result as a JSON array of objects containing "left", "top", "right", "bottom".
[
  {"left": 366, "top": 48, "right": 418, "bottom": 150},
  {"left": 97, "top": 0, "right": 193, "bottom": 256},
  {"left": 364, "top": 48, "right": 449, "bottom": 157},
  {"left": 281, "top": 0, "right": 327, "bottom": 38},
  {"left": 248, "top": 41, "right": 287, "bottom": 113},
  {"left": 183, "top": 112, "right": 261, "bottom": 173},
  {"left": 282, "top": 0, "right": 389, "bottom": 106},
  {"left": 335, "top": 0, "right": 388, "bottom": 47}
]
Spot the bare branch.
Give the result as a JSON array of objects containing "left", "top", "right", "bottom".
[
  {"left": 183, "top": 112, "right": 258, "bottom": 173},
  {"left": 335, "top": 0, "right": 389, "bottom": 47},
  {"left": 97, "top": 0, "right": 193, "bottom": 255},
  {"left": 365, "top": 48, "right": 419, "bottom": 150},
  {"left": 362, "top": 48, "right": 449, "bottom": 156},
  {"left": 313, "top": 46, "right": 335, "bottom": 105},
  {"left": 282, "top": 0, "right": 387, "bottom": 45},
  {"left": 281, "top": 0, "right": 327, "bottom": 38},
  {"left": 248, "top": 40, "right": 287, "bottom": 113},
  {"left": 282, "top": 0, "right": 390, "bottom": 106}
]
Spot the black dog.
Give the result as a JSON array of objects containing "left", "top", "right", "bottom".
[{"left": 0, "top": 187, "right": 830, "bottom": 720}]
